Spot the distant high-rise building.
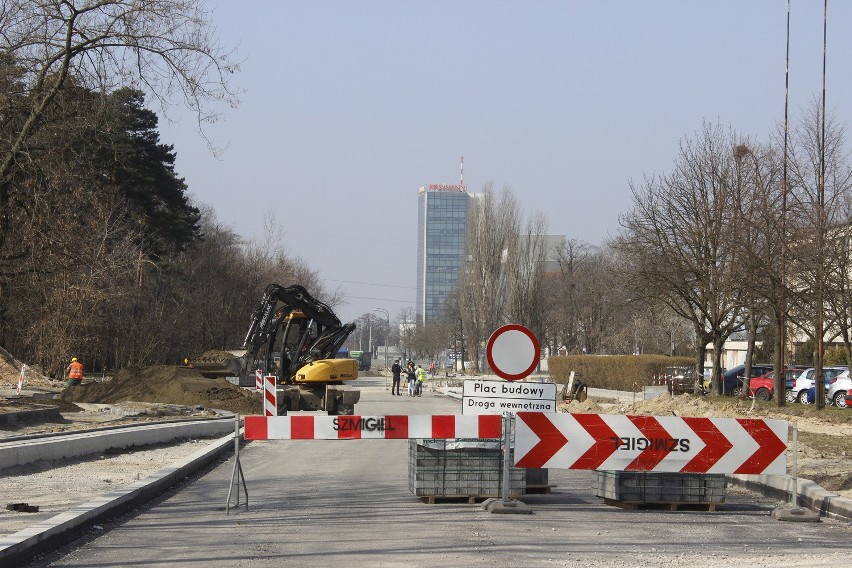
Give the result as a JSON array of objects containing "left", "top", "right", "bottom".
[
  {"left": 416, "top": 181, "right": 565, "bottom": 327},
  {"left": 416, "top": 183, "right": 470, "bottom": 325}
]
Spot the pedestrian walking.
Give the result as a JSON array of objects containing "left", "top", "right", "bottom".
[
  {"left": 391, "top": 359, "right": 403, "bottom": 395},
  {"left": 406, "top": 361, "right": 416, "bottom": 396},
  {"left": 66, "top": 357, "right": 84, "bottom": 386}
]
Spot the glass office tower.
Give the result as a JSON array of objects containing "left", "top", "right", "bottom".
[{"left": 416, "top": 184, "right": 469, "bottom": 325}]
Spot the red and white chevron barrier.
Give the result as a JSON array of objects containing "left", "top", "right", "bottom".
[
  {"left": 263, "top": 376, "right": 277, "bottom": 417},
  {"left": 514, "top": 412, "right": 788, "bottom": 475},
  {"left": 244, "top": 414, "right": 502, "bottom": 440},
  {"left": 255, "top": 369, "right": 262, "bottom": 391}
]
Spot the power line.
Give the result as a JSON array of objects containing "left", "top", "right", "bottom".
[
  {"left": 345, "top": 295, "right": 413, "bottom": 304},
  {"left": 326, "top": 278, "right": 415, "bottom": 290}
]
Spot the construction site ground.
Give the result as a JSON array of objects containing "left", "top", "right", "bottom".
[{"left": 1, "top": 359, "right": 851, "bottom": 541}]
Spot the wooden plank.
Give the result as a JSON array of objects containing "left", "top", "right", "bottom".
[{"left": 602, "top": 498, "right": 720, "bottom": 512}]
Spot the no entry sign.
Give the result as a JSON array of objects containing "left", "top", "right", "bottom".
[{"left": 486, "top": 324, "right": 540, "bottom": 381}]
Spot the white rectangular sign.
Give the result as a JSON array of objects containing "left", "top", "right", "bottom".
[{"left": 462, "top": 378, "right": 557, "bottom": 415}]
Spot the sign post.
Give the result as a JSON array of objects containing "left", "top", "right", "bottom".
[{"left": 480, "top": 324, "right": 540, "bottom": 515}]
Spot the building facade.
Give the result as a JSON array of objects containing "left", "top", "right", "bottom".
[{"left": 416, "top": 183, "right": 470, "bottom": 325}]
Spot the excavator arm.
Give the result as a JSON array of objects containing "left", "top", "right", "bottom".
[
  {"left": 243, "top": 283, "right": 342, "bottom": 355},
  {"left": 196, "top": 283, "right": 359, "bottom": 414},
  {"left": 241, "top": 283, "right": 357, "bottom": 384}
]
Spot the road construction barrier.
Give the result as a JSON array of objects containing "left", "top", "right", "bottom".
[
  {"left": 255, "top": 369, "right": 262, "bottom": 391},
  {"left": 16, "top": 364, "right": 26, "bottom": 395},
  {"left": 263, "top": 375, "right": 276, "bottom": 416},
  {"left": 513, "top": 412, "right": 788, "bottom": 475},
  {"left": 242, "top": 411, "right": 788, "bottom": 475},
  {"left": 244, "top": 414, "right": 502, "bottom": 440}
]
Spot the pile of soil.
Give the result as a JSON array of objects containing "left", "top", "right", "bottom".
[
  {"left": 0, "top": 346, "right": 59, "bottom": 391},
  {"left": 194, "top": 350, "right": 239, "bottom": 363},
  {"left": 57, "top": 365, "right": 261, "bottom": 415}
]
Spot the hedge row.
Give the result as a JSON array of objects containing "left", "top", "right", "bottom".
[{"left": 547, "top": 355, "right": 696, "bottom": 392}]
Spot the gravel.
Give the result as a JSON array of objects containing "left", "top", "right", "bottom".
[{"left": 1, "top": 437, "right": 219, "bottom": 537}]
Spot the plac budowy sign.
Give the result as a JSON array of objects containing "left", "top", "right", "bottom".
[{"left": 462, "top": 379, "right": 557, "bottom": 415}]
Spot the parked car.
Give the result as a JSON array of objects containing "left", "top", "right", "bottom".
[
  {"left": 659, "top": 366, "right": 700, "bottom": 395},
  {"left": 718, "top": 364, "right": 774, "bottom": 396},
  {"left": 784, "top": 365, "right": 809, "bottom": 390},
  {"left": 826, "top": 370, "right": 851, "bottom": 408},
  {"left": 846, "top": 391, "right": 852, "bottom": 407},
  {"left": 747, "top": 367, "right": 805, "bottom": 401},
  {"left": 791, "top": 367, "right": 848, "bottom": 404}
]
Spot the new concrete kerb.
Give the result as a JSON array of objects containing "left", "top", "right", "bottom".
[{"left": 0, "top": 419, "right": 238, "bottom": 568}]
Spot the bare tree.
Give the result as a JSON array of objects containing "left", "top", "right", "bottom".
[
  {"left": 785, "top": 106, "right": 852, "bottom": 406},
  {"left": 505, "top": 211, "right": 549, "bottom": 335},
  {"left": 573, "top": 248, "right": 631, "bottom": 354},
  {"left": 544, "top": 238, "right": 592, "bottom": 355},
  {"left": 457, "top": 184, "right": 519, "bottom": 372},
  {"left": 730, "top": 142, "right": 780, "bottom": 399},
  {"left": 617, "top": 122, "right": 749, "bottom": 394}
]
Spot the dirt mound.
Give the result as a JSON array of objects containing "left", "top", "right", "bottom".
[
  {"left": 559, "top": 398, "right": 606, "bottom": 413},
  {"left": 194, "top": 350, "right": 240, "bottom": 363},
  {"left": 57, "top": 365, "right": 261, "bottom": 415},
  {"left": 0, "top": 346, "right": 60, "bottom": 391},
  {"left": 625, "top": 393, "right": 734, "bottom": 417}
]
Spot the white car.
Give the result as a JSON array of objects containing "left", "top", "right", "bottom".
[
  {"left": 789, "top": 367, "right": 848, "bottom": 403},
  {"left": 826, "top": 371, "right": 851, "bottom": 408}
]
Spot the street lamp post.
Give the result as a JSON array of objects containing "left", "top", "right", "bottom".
[{"left": 375, "top": 307, "right": 390, "bottom": 389}]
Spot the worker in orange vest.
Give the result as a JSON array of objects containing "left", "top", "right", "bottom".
[{"left": 66, "top": 357, "right": 84, "bottom": 386}]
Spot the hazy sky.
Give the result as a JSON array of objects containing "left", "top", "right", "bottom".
[{"left": 157, "top": 0, "right": 852, "bottom": 325}]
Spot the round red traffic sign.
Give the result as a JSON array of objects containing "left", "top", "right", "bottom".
[{"left": 486, "top": 324, "right": 540, "bottom": 381}]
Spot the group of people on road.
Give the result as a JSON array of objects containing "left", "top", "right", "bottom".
[{"left": 390, "top": 359, "right": 428, "bottom": 396}]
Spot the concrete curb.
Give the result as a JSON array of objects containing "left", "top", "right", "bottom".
[
  {"left": 0, "top": 425, "right": 240, "bottom": 568},
  {"left": 0, "top": 418, "right": 235, "bottom": 470},
  {"left": 728, "top": 473, "right": 852, "bottom": 523}
]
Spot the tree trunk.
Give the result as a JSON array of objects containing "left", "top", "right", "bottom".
[
  {"left": 773, "top": 313, "right": 786, "bottom": 406},
  {"left": 741, "top": 311, "right": 757, "bottom": 399},
  {"left": 713, "top": 336, "right": 726, "bottom": 396}
]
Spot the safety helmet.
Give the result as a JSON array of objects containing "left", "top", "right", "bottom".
[{"left": 70, "top": 357, "right": 78, "bottom": 362}]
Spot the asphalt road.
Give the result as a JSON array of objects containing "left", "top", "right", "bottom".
[{"left": 25, "top": 376, "right": 852, "bottom": 568}]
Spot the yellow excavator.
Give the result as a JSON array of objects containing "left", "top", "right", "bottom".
[{"left": 194, "top": 284, "right": 360, "bottom": 415}]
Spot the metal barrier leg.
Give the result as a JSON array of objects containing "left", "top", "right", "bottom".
[{"left": 226, "top": 414, "right": 249, "bottom": 514}]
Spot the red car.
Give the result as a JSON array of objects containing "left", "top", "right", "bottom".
[
  {"left": 747, "top": 368, "right": 803, "bottom": 401},
  {"left": 846, "top": 392, "right": 852, "bottom": 407}
]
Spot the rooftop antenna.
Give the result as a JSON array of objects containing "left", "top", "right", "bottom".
[{"left": 460, "top": 156, "right": 464, "bottom": 188}]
